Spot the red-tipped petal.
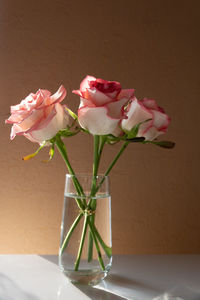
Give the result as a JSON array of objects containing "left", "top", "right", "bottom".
[
  {"left": 152, "top": 110, "right": 170, "bottom": 130},
  {"left": 80, "top": 75, "right": 96, "bottom": 91},
  {"left": 142, "top": 126, "right": 164, "bottom": 140},
  {"left": 117, "top": 89, "right": 135, "bottom": 101}
]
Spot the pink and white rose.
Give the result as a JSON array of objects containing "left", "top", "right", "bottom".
[
  {"left": 6, "top": 85, "right": 69, "bottom": 144},
  {"left": 73, "top": 76, "right": 135, "bottom": 135},
  {"left": 122, "top": 98, "right": 170, "bottom": 140}
]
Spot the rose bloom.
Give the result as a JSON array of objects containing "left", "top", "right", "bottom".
[
  {"left": 73, "top": 75, "right": 135, "bottom": 135},
  {"left": 6, "top": 85, "right": 69, "bottom": 144},
  {"left": 122, "top": 98, "right": 170, "bottom": 140}
]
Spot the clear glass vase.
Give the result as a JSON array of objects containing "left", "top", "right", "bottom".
[{"left": 59, "top": 174, "right": 112, "bottom": 285}]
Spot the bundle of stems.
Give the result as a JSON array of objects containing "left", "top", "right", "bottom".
[{"left": 55, "top": 134, "right": 130, "bottom": 271}]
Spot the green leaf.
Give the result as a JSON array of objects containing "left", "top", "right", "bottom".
[
  {"left": 145, "top": 140, "right": 175, "bottom": 149},
  {"left": 65, "top": 107, "right": 78, "bottom": 120},
  {"left": 126, "top": 125, "right": 139, "bottom": 139},
  {"left": 80, "top": 127, "right": 89, "bottom": 134},
  {"left": 128, "top": 137, "right": 145, "bottom": 142},
  {"left": 105, "top": 134, "right": 122, "bottom": 145},
  {"left": 125, "top": 118, "right": 152, "bottom": 139},
  {"left": 58, "top": 128, "right": 80, "bottom": 137}
]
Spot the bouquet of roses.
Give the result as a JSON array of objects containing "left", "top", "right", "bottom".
[{"left": 6, "top": 75, "right": 174, "bottom": 277}]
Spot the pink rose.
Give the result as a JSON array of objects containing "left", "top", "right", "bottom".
[
  {"left": 6, "top": 85, "right": 69, "bottom": 144},
  {"left": 122, "top": 98, "right": 170, "bottom": 140},
  {"left": 73, "top": 75, "right": 135, "bottom": 135}
]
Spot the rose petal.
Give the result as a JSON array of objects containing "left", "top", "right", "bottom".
[
  {"left": 122, "top": 98, "right": 152, "bottom": 131},
  {"left": 80, "top": 75, "right": 96, "bottom": 91},
  {"left": 36, "top": 89, "right": 51, "bottom": 106},
  {"left": 82, "top": 88, "right": 112, "bottom": 106},
  {"left": 106, "top": 90, "right": 120, "bottom": 98},
  {"left": 7, "top": 85, "right": 69, "bottom": 143},
  {"left": 72, "top": 89, "right": 82, "bottom": 97},
  {"left": 23, "top": 132, "right": 40, "bottom": 143},
  {"left": 26, "top": 105, "right": 56, "bottom": 132},
  {"left": 10, "top": 124, "right": 21, "bottom": 140},
  {"left": 78, "top": 106, "right": 120, "bottom": 135},
  {"left": 26, "top": 103, "right": 68, "bottom": 143},
  {"left": 9, "top": 106, "right": 55, "bottom": 138},
  {"left": 112, "top": 124, "right": 124, "bottom": 137},
  {"left": 11, "top": 91, "right": 49, "bottom": 113},
  {"left": 5, "top": 110, "right": 30, "bottom": 124},
  {"left": 89, "top": 78, "right": 121, "bottom": 98},
  {"left": 10, "top": 94, "right": 35, "bottom": 113},
  {"left": 141, "top": 98, "right": 159, "bottom": 110},
  {"left": 152, "top": 110, "right": 170, "bottom": 129},
  {"left": 142, "top": 126, "right": 164, "bottom": 140},
  {"left": 142, "top": 98, "right": 165, "bottom": 113},
  {"left": 49, "top": 85, "right": 66, "bottom": 104},
  {"left": 33, "top": 86, "right": 66, "bottom": 109},
  {"left": 79, "top": 97, "right": 96, "bottom": 108},
  {"left": 73, "top": 76, "right": 122, "bottom": 104},
  {"left": 14, "top": 109, "right": 44, "bottom": 133},
  {"left": 117, "top": 89, "right": 135, "bottom": 101},
  {"left": 106, "top": 97, "right": 129, "bottom": 119}
]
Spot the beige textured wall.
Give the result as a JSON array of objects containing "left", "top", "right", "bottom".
[{"left": 0, "top": 0, "right": 199, "bottom": 254}]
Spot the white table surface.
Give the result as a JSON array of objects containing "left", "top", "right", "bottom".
[{"left": 0, "top": 255, "right": 199, "bottom": 300}]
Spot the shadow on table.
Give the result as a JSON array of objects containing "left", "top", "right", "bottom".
[
  {"left": 0, "top": 273, "right": 39, "bottom": 300},
  {"left": 74, "top": 274, "right": 162, "bottom": 300},
  {"left": 57, "top": 279, "right": 129, "bottom": 300},
  {"left": 75, "top": 285, "right": 128, "bottom": 300},
  {"left": 57, "top": 274, "right": 200, "bottom": 300},
  {"left": 40, "top": 256, "right": 200, "bottom": 300}
]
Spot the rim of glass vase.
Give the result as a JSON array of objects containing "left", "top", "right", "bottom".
[
  {"left": 65, "top": 173, "right": 110, "bottom": 197},
  {"left": 65, "top": 173, "right": 109, "bottom": 180}
]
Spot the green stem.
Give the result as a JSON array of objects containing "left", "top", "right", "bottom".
[
  {"left": 88, "top": 219, "right": 105, "bottom": 270},
  {"left": 60, "top": 213, "right": 83, "bottom": 255},
  {"left": 88, "top": 135, "right": 104, "bottom": 262},
  {"left": 74, "top": 214, "right": 106, "bottom": 271},
  {"left": 90, "top": 135, "right": 106, "bottom": 195},
  {"left": 92, "top": 222, "right": 112, "bottom": 258},
  {"left": 55, "top": 135, "right": 88, "bottom": 270},
  {"left": 55, "top": 135, "right": 108, "bottom": 271},
  {"left": 87, "top": 141, "right": 129, "bottom": 261},
  {"left": 98, "top": 136, "right": 106, "bottom": 159},
  {"left": 55, "top": 136, "right": 85, "bottom": 210},
  {"left": 96, "top": 141, "right": 130, "bottom": 192},
  {"left": 90, "top": 135, "right": 100, "bottom": 195},
  {"left": 105, "top": 140, "right": 129, "bottom": 175},
  {"left": 74, "top": 214, "right": 88, "bottom": 271}
]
